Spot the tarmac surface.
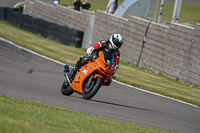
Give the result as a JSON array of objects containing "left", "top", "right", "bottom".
[{"left": 1, "top": 38, "right": 200, "bottom": 133}]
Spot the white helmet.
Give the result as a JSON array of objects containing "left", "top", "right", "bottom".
[{"left": 109, "top": 34, "right": 123, "bottom": 49}]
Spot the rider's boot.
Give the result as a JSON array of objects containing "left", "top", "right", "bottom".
[
  {"left": 64, "top": 65, "right": 69, "bottom": 76},
  {"left": 67, "top": 57, "right": 83, "bottom": 81}
]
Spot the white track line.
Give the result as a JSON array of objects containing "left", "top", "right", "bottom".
[
  {"left": 0, "top": 37, "right": 199, "bottom": 108},
  {"left": 0, "top": 37, "right": 65, "bottom": 66}
]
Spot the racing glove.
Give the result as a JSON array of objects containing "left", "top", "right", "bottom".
[{"left": 87, "top": 46, "right": 94, "bottom": 55}]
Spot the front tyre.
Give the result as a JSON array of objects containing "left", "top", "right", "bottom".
[
  {"left": 82, "top": 77, "right": 103, "bottom": 100},
  {"left": 61, "top": 79, "right": 74, "bottom": 96}
]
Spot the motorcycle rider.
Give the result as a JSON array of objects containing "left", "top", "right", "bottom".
[{"left": 66, "top": 34, "right": 123, "bottom": 83}]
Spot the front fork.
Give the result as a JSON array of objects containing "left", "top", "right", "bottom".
[{"left": 85, "top": 74, "right": 94, "bottom": 88}]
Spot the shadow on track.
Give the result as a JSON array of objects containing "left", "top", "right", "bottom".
[
  {"left": 90, "top": 99, "right": 170, "bottom": 114},
  {"left": 68, "top": 95, "right": 171, "bottom": 115}
]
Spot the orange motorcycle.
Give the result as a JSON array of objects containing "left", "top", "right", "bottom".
[{"left": 61, "top": 50, "right": 116, "bottom": 100}]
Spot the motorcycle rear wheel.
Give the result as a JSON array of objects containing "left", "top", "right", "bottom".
[
  {"left": 61, "top": 79, "right": 74, "bottom": 96},
  {"left": 82, "top": 76, "right": 103, "bottom": 100}
]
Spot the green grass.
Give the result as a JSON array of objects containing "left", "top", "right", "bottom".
[
  {"left": 0, "top": 95, "right": 173, "bottom": 133},
  {"left": 0, "top": 21, "right": 200, "bottom": 107},
  {"left": 0, "top": 21, "right": 86, "bottom": 67},
  {"left": 59, "top": 0, "right": 200, "bottom": 25}
]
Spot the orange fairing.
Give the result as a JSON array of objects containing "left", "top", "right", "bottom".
[
  {"left": 70, "top": 51, "right": 116, "bottom": 93},
  {"left": 70, "top": 62, "right": 99, "bottom": 93}
]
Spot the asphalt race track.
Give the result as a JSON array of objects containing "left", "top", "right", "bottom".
[{"left": 0, "top": 38, "right": 200, "bottom": 133}]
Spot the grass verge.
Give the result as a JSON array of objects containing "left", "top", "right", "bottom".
[
  {"left": 0, "top": 21, "right": 200, "bottom": 108},
  {"left": 0, "top": 95, "right": 173, "bottom": 133}
]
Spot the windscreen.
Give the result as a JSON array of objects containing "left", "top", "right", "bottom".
[{"left": 103, "top": 50, "right": 114, "bottom": 66}]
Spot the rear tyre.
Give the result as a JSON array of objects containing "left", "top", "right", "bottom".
[
  {"left": 82, "top": 77, "right": 103, "bottom": 100},
  {"left": 61, "top": 79, "right": 74, "bottom": 96}
]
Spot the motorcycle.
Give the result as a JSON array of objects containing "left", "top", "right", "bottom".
[{"left": 61, "top": 50, "right": 116, "bottom": 100}]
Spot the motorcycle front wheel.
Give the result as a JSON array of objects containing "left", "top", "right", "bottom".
[
  {"left": 82, "top": 76, "right": 103, "bottom": 100},
  {"left": 61, "top": 79, "right": 74, "bottom": 96}
]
